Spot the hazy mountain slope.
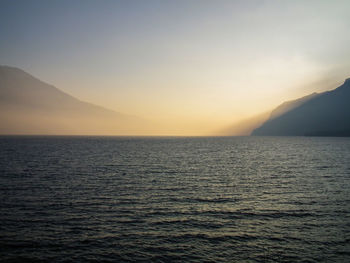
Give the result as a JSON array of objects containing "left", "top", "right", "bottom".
[
  {"left": 0, "top": 66, "right": 152, "bottom": 135},
  {"left": 268, "top": 92, "right": 320, "bottom": 120},
  {"left": 252, "top": 78, "right": 350, "bottom": 136},
  {"left": 219, "top": 91, "right": 319, "bottom": 136},
  {"left": 217, "top": 112, "right": 270, "bottom": 136}
]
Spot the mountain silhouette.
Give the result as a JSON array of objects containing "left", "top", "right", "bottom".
[
  {"left": 252, "top": 78, "right": 350, "bottom": 136},
  {"left": 0, "top": 66, "right": 152, "bottom": 135},
  {"left": 219, "top": 91, "right": 320, "bottom": 136},
  {"left": 268, "top": 92, "right": 320, "bottom": 121}
]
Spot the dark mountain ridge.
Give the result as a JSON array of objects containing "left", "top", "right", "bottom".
[
  {"left": 268, "top": 92, "right": 320, "bottom": 121},
  {"left": 252, "top": 78, "right": 350, "bottom": 136}
]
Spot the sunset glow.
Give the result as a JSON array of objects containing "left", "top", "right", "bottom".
[{"left": 1, "top": 0, "right": 350, "bottom": 135}]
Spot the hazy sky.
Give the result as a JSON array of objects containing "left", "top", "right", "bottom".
[{"left": 1, "top": 0, "right": 350, "bottom": 134}]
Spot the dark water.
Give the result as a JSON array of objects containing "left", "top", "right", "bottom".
[{"left": 1, "top": 136, "right": 350, "bottom": 262}]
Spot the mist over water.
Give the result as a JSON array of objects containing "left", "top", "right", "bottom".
[{"left": 1, "top": 136, "right": 350, "bottom": 262}]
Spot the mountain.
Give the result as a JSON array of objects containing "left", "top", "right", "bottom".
[
  {"left": 217, "top": 112, "right": 270, "bottom": 136},
  {"left": 0, "top": 66, "right": 152, "bottom": 135},
  {"left": 268, "top": 92, "right": 320, "bottom": 121},
  {"left": 252, "top": 78, "right": 350, "bottom": 136},
  {"left": 218, "top": 91, "right": 320, "bottom": 136}
]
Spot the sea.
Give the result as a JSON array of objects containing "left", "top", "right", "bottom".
[{"left": 0, "top": 136, "right": 350, "bottom": 262}]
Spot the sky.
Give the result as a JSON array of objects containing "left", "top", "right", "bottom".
[{"left": 1, "top": 0, "right": 350, "bottom": 135}]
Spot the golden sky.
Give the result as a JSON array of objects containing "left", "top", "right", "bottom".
[{"left": 1, "top": 1, "right": 350, "bottom": 135}]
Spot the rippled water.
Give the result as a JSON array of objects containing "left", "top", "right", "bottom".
[{"left": 1, "top": 136, "right": 350, "bottom": 262}]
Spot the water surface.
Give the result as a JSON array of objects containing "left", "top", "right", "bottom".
[{"left": 1, "top": 136, "right": 350, "bottom": 262}]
